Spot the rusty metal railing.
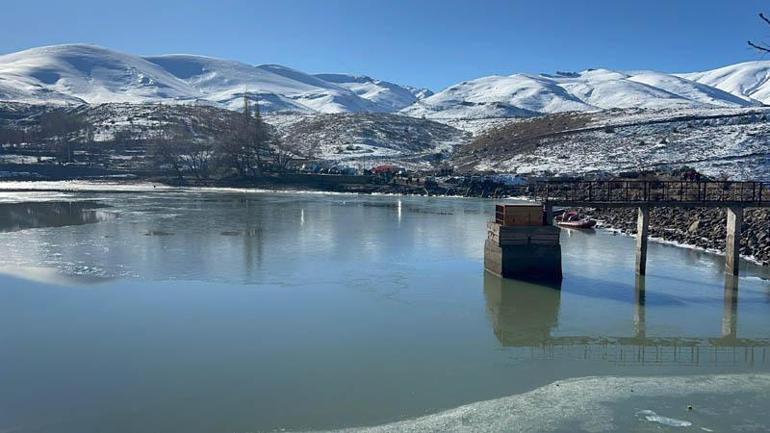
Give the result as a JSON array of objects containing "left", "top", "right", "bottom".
[{"left": 534, "top": 180, "right": 770, "bottom": 206}]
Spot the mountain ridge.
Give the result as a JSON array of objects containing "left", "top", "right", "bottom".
[{"left": 1, "top": 44, "right": 769, "bottom": 119}]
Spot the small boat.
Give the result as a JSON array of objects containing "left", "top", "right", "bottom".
[{"left": 555, "top": 211, "right": 597, "bottom": 229}]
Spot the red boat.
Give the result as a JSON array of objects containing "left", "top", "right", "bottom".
[{"left": 555, "top": 211, "right": 597, "bottom": 229}]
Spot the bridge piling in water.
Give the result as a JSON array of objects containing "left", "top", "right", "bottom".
[
  {"left": 635, "top": 206, "right": 650, "bottom": 275},
  {"left": 484, "top": 204, "right": 562, "bottom": 283},
  {"left": 725, "top": 206, "right": 743, "bottom": 276}
]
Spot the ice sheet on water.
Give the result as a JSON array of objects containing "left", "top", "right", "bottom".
[
  {"left": 636, "top": 410, "right": 692, "bottom": 427},
  {"left": 0, "top": 180, "right": 175, "bottom": 193},
  {"left": 313, "top": 374, "right": 770, "bottom": 433}
]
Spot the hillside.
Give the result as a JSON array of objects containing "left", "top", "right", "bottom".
[
  {"left": 453, "top": 107, "right": 770, "bottom": 180},
  {"left": 0, "top": 102, "right": 468, "bottom": 172},
  {"left": 679, "top": 60, "right": 770, "bottom": 104},
  {"left": 276, "top": 112, "right": 468, "bottom": 169},
  {"left": 314, "top": 73, "right": 432, "bottom": 112},
  {"left": 4, "top": 44, "right": 770, "bottom": 179},
  {"left": 402, "top": 69, "right": 761, "bottom": 121}
]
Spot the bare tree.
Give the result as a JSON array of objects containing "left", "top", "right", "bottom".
[
  {"left": 218, "top": 95, "right": 273, "bottom": 177},
  {"left": 272, "top": 137, "right": 295, "bottom": 173},
  {"left": 178, "top": 139, "right": 215, "bottom": 180},
  {"left": 38, "top": 110, "right": 90, "bottom": 163},
  {"left": 148, "top": 130, "right": 186, "bottom": 182},
  {"left": 748, "top": 12, "right": 770, "bottom": 52},
  {"left": 148, "top": 127, "right": 215, "bottom": 181}
]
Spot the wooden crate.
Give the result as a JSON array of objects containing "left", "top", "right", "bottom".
[{"left": 495, "top": 204, "right": 544, "bottom": 226}]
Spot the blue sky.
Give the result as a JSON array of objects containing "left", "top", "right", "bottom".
[{"left": 3, "top": 0, "right": 770, "bottom": 90}]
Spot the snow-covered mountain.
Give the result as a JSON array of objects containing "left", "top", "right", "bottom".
[
  {"left": 0, "top": 44, "right": 429, "bottom": 114},
  {"left": 0, "top": 44, "right": 195, "bottom": 105},
  {"left": 403, "top": 68, "right": 763, "bottom": 120},
  {"left": 678, "top": 61, "right": 770, "bottom": 105},
  {"left": 314, "top": 73, "right": 432, "bottom": 112},
  {"left": 2, "top": 43, "right": 770, "bottom": 121},
  {"left": 144, "top": 55, "right": 381, "bottom": 113}
]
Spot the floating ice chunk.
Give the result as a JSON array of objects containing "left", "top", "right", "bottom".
[{"left": 637, "top": 410, "right": 692, "bottom": 427}]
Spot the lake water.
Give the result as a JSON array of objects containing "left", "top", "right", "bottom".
[{"left": 0, "top": 183, "right": 769, "bottom": 432}]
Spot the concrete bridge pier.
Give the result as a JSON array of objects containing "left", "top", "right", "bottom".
[
  {"left": 725, "top": 206, "right": 743, "bottom": 276},
  {"left": 635, "top": 206, "right": 650, "bottom": 275},
  {"left": 484, "top": 204, "right": 562, "bottom": 283}
]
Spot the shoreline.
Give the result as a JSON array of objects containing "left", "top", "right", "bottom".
[
  {"left": 584, "top": 207, "right": 770, "bottom": 267},
  {"left": 595, "top": 221, "right": 769, "bottom": 268}
]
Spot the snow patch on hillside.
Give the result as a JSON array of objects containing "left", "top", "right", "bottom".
[
  {"left": 276, "top": 113, "right": 468, "bottom": 168},
  {"left": 461, "top": 107, "right": 770, "bottom": 180},
  {"left": 404, "top": 68, "right": 762, "bottom": 121},
  {"left": 680, "top": 61, "right": 770, "bottom": 104},
  {"left": 315, "top": 73, "right": 432, "bottom": 112}
]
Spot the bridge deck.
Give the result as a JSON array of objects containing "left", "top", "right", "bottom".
[{"left": 533, "top": 180, "right": 770, "bottom": 208}]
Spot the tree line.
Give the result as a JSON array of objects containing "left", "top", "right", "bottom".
[
  {"left": 149, "top": 100, "right": 288, "bottom": 181},
  {"left": 0, "top": 99, "right": 293, "bottom": 180}
]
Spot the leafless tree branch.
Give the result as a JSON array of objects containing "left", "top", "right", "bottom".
[
  {"left": 748, "top": 40, "right": 770, "bottom": 52},
  {"left": 760, "top": 12, "right": 770, "bottom": 27},
  {"left": 748, "top": 13, "right": 770, "bottom": 52}
]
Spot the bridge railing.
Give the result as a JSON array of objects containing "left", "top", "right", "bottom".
[{"left": 534, "top": 180, "right": 770, "bottom": 205}]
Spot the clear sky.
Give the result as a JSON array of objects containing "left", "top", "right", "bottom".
[{"left": 3, "top": 0, "right": 770, "bottom": 90}]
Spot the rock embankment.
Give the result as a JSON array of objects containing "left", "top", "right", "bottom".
[{"left": 583, "top": 207, "right": 770, "bottom": 266}]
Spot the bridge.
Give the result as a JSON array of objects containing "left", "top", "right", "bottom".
[{"left": 530, "top": 180, "right": 770, "bottom": 276}]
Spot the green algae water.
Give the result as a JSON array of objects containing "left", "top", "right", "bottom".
[{"left": 0, "top": 183, "right": 769, "bottom": 432}]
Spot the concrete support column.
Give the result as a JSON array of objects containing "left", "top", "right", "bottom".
[
  {"left": 635, "top": 206, "right": 650, "bottom": 275},
  {"left": 484, "top": 222, "right": 562, "bottom": 282},
  {"left": 725, "top": 206, "right": 743, "bottom": 276}
]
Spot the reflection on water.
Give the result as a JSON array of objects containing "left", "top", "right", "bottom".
[
  {"left": 723, "top": 274, "right": 739, "bottom": 339},
  {"left": 634, "top": 275, "right": 646, "bottom": 338},
  {"left": 484, "top": 272, "right": 562, "bottom": 346},
  {"left": 484, "top": 271, "right": 769, "bottom": 367},
  {"left": 0, "top": 201, "right": 111, "bottom": 232}
]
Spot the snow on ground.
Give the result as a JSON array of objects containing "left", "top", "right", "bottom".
[
  {"left": 463, "top": 107, "right": 770, "bottom": 180},
  {"left": 0, "top": 44, "right": 197, "bottom": 105},
  {"left": 276, "top": 112, "right": 468, "bottom": 168},
  {"left": 679, "top": 60, "right": 770, "bottom": 104},
  {"left": 0, "top": 155, "right": 55, "bottom": 164},
  {"left": 0, "top": 44, "right": 432, "bottom": 114},
  {"left": 401, "top": 68, "right": 762, "bottom": 121},
  {"left": 313, "top": 73, "right": 433, "bottom": 112}
]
